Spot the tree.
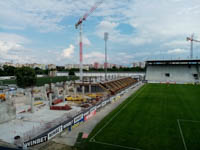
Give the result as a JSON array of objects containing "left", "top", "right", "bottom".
[
  {"left": 34, "top": 67, "right": 45, "bottom": 75},
  {"left": 0, "top": 68, "right": 5, "bottom": 76},
  {"left": 112, "top": 66, "right": 117, "bottom": 70},
  {"left": 3, "top": 65, "right": 16, "bottom": 76},
  {"left": 15, "top": 67, "right": 36, "bottom": 88},
  {"left": 68, "top": 70, "right": 75, "bottom": 76}
]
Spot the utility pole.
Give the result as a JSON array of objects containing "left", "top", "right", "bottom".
[
  {"left": 104, "top": 32, "right": 108, "bottom": 81},
  {"left": 187, "top": 34, "right": 200, "bottom": 59}
]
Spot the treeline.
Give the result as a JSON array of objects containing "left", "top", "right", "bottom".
[
  {"left": 1, "top": 66, "right": 78, "bottom": 87},
  {"left": 57, "top": 66, "right": 145, "bottom": 72},
  {"left": 0, "top": 65, "right": 145, "bottom": 77},
  {"left": 0, "top": 66, "right": 49, "bottom": 76},
  {"left": 88, "top": 67, "right": 145, "bottom": 72}
]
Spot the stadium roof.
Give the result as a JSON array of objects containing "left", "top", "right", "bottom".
[{"left": 146, "top": 59, "right": 200, "bottom": 65}]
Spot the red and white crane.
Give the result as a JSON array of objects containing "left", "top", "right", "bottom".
[
  {"left": 187, "top": 34, "right": 200, "bottom": 59},
  {"left": 75, "top": 0, "right": 103, "bottom": 81}
]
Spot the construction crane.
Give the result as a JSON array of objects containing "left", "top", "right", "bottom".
[
  {"left": 75, "top": 0, "right": 103, "bottom": 81},
  {"left": 187, "top": 34, "right": 200, "bottom": 59}
]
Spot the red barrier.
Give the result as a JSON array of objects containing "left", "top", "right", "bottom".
[
  {"left": 84, "top": 110, "right": 96, "bottom": 121},
  {"left": 50, "top": 104, "right": 71, "bottom": 110},
  {"left": 52, "top": 99, "right": 63, "bottom": 105}
]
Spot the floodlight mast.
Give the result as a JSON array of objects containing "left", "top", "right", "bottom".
[
  {"left": 187, "top": 34, "right": 200, "bottom": 59},
  {"left": 75, "top": 1, "right": 103, "bottom": 81},
  {"left": 104, "top": 32, "right": 108, "bottom": 81}
]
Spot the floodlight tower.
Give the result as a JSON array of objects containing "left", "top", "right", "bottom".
[
  {"left": 187, "top": 34, "right": 200, "bottom": 59},
  {"left": 75, "top": 0, "right": 103, "bottom": 81},
  {"left": 104, "top": 32, "right": 108, "bottom": 81}
]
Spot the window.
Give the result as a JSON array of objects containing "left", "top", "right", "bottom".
[
  {"left": 165, "top": 73, "right": 170, "bottom": 77},
  {"left": 193, "top": 74, "right": 198, "bottom": 79}
]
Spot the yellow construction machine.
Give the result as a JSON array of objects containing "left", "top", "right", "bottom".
[{"left": 0, "top": 94, "right": 6, "bottom": 101}]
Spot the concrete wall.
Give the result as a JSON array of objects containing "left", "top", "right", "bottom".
[
  {"left": 77, "top": 85, "right": 104, "bottom": 93},
  {"left": 146, "top": 64, "right": 200, "bottom": 83},
  {"left": 0, "top": 101, "right": 16, "bottom": 124}
]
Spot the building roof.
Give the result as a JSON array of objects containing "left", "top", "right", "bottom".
[{"left": 146, "top": 59, "right": 200, "bottom": 65}]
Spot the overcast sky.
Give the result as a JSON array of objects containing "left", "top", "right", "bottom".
[{"left": 0, "top": 0, "right": 200, "bottom": 66}]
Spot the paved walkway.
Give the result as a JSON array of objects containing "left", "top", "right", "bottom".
[{"left": 53, "top": 82, "right": 143, "bottom": 146}]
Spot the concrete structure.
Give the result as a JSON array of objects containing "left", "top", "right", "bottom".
[
  {"left": 0, "top": 96, "right": 16, "bottom": 124},
  {"left": 145, "top": 59, "right": 200, "bottom": 83}
]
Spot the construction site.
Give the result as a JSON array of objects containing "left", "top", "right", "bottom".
[
  {"left": 0, "top": 1, "right": 142, "bottom": 149},
  {"left": 0, "top": 76, "right": 139, "bottom": 148}
]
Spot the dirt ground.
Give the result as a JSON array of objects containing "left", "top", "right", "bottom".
[{"left": 38, "top": 141, "right": 74, "bottom": 150}]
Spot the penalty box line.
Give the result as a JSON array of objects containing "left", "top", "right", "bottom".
[
  {"left": 178, "top": 119, "right": 200, "bottom": 123},
  {"left": 177, "top": 119, "right": 200, "bottom": 150},
  {"left": 177, "top": 119, "right": 188, "bottom": 150}
]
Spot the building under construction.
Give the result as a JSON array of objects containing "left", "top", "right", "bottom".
[{"left": 0, "top": 76, "right": 139, "bottom": 148}]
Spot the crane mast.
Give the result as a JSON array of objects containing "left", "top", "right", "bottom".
[
  {"left": 75, "top": 1, "right": 103, "bottom": 81},
  {"left": 187, "top": 34, "right": 200, "bottom": 59}
]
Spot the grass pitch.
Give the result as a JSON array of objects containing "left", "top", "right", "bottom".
[{"left": 78, "top": 84, "right": 200, "bottom": 150}]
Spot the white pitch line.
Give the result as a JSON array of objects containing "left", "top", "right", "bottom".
[
  {"left": 177, "top": 119, "right": 188, "bottom": 150},
  {"left": 178, "top": 119, "right": 200, "bottom": 123},
  {"left": 90, "top": 83, "right": 145, "bottom": 141},
  {"left": 92, "top": 140, "right": 143, "bottom": 150}
]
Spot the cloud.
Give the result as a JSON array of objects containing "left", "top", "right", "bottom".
[
  {"left": 1, "top": 0, "right": 200, "bottom": 64},
  {"left": 0, "top": 41, "right": 22, "bottom": 52},
  {"left": 0, "top": 33, "right": 30, "bottom": 44},
  {"left": 0, "top": 0, "right": 67, "bottom": 32},
  {"left": 97, "top": 21, "right": 119, "bottom": 32},
  {"left": 84, "top": 52, "right": 105, "bottom": 64},
  {"left": 126, "top": 0, "right": 200, "bottom": 38},
  {"left": 0, "top": 33, "right": 34, "bottom": 63},
  {"left": 77, "top": 36, "right": 91, "bottom": 47},
  {"left": 0, "top": 0, "right": 111, "bottom": 32},
  {"left": 83, "top": 36, "right": 91, "bottom": 46},
  {"left": 0, "top": 40, "right": 34, "bottom": 63},
  {"left": 130, "top": 37, "right": 152, "bottom": 46},
  {"left": 96, "top": 20, "right": 135, "bottom": 45},
  {"left": 167, "top": 48, "right": 188, "bottom": 54},
  {"left": 62, "top": 44, "right": 75, "bottom": 58},
  {"left": 96, "top": 20, "right": 119, "bottom": 41},
  {"left": 95, "top": 20, "right": 152, "bottom": 46},
  {"left": 164, "top": 40, "right": 188, "bottom": 47}
]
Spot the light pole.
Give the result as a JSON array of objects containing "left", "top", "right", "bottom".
[{"left": 104, "top": 32, "right": 108, "bottom": 81}]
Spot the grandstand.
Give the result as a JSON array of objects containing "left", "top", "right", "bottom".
[{"left": 145, "top": 59, "right": 200, "bottom": 84}]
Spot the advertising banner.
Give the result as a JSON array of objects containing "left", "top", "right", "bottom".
[
  {"left": 96, "top": 103, "right": 102, "bottom": 110},
  {"left": 48, "top": 125, "right": 63, "bottom": 140},
  {"left": 63, "top": 120, "right": 73, "bottom": 130},
  {"left": 90, "top": 106, "right": 96, "bottom": 113},
  {"left": 84, "top": 111, "right": 90, "bottom": 117},
  {"left": 24, "top": 136, "right": 48, "bottom": 147},
  {"left": 74, "top": 113, "right": 83, "bottom": 124},
  {"left": 101, "top": 101, "right": 106, "bottom": 107},
  {"left": 84, "top": 110, "right": 96, "bottom": 121}
]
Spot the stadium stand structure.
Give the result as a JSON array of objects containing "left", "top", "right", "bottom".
[
  {"left": 75, "top": 77, "right": 137, "bottom": 95},
  {"left": 99, "top": 77, "right": 137, "bottom": 95},
  {"left": 145, "top": 59, "right": 200, "bottom": 84}
]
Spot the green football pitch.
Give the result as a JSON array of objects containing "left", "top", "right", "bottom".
[{"left": 78, "top": 84, "right": 200, "bottom": 150}]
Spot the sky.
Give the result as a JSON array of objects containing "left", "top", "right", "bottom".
[{"left": 0, "top": 0, "right": 200, "bottom": 66}]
